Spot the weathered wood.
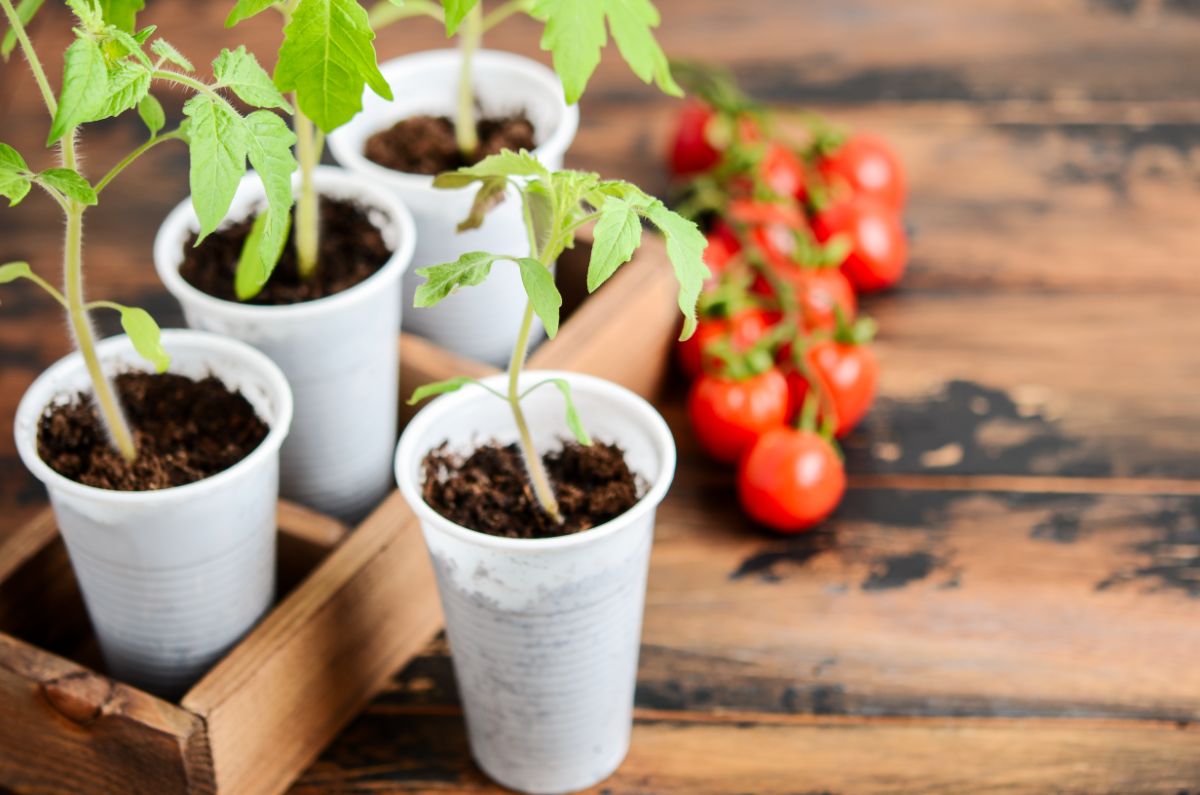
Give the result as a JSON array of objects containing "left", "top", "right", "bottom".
[
  {"left": 0, "top": 633, "right": 214, "bottom": 795},
  {"left": 181, "top": 493, "right": 441, "bottom": 795},
  {"left": 293, "top": 710, "right": 1200, "bottom": 794},
  {"left": 364, "top": 486, "right": 1200, "bottom": 724},
  {"left": 848, "top": 292, "right": 1200, "bottom": 479}
]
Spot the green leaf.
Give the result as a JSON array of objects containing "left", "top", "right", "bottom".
[
  {"left": 515, "top": 256, "right": 562, "bottom": 338},
  {"left": 183, "top": 94, "right": 249, "bottom": 241},
  {"left": 0, "top": 261, "right": 32, "bottom": 284},
  {"left": 457, "top": 177, "right": 507, "bottom": 231},
  {"left": 48, "top": 35, "right": 109, "bottom": 144},
  {"left": 118, "top": 305, "right": 170, "bottom": 372},
  {"left": 408, "top": 375, "right": 484, "bottom": 405},
  {"left": 98, "top": 0, "right": 144, "bottom": 32},
  {"left": 242, "top": 110, "right": 297, "bottom": 280},
  {"left": 441, "top": 0, "right": 478, "bottom": 35},
  {"left": 213, "top": 46, "right": 291, "bottom": 111},
  {"left": 132, "top": 24, "right": 155, "bottom": 44},
  {"left": 66, "top": 0, "right": 103, "bottom": 30},
  {"left": 643, "top": 201, "right": 709, "bottom": 340},
  {"left": 95, "top": 60, "right": 151, "bottom": 120},
  {"left": 1, "top": 0, "right": 45, "bottom": 60},
  {"left": 0, "top": 143, "right": 31, "bottom": 206},
  {"left": 603, "top": 0, "right": 679, "bottom": 96},
  {"left": 432, "top": 149, "right": 549, "bottom": 188},
  {"left": 150, "top": 38, "right": 193, "bottom": 71},
  {"left": 523, "top": 181, "right": 555, "bottom": 253},
  {"left": 37, "top": 168, "right": 98, "bottom": 205},
  {"left": 137, "top": 93, "right": 164, "bottom": 134},
  {"left": 414, "top": 251, "right": 497, "bottom": 307},
  {"left": 225, "top": 0, "right": 278, "bottom": 26},
  {"left": 274, "top": 0, "right": 393, "bottom": 133},
  {"left": 523, "top": 378, "right": 592, "bottom": 445},
  {"left": 530, "top": 0, "right": 605, "bottom": 105},
  {"left": 587, "top": 196, "right": 641, "bottom": 291},
  {"left": 530, "top": 0, "right": 677, "bottom": 103},
  {"left": 235, "top": 209, "right": 291, "bottom": 300}
]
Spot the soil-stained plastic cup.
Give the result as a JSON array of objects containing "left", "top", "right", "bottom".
[
  {"left": 395, "top": 371, "right": 675, "bottom": 794},
  {"left": 14, "top": 330, "right": 293, "bottom": 696},
  {"left": 155, "top": 166, "right": 416, "bottom": 522},
  {"left": 328, "top": 50, "right": 579, "bottom": 366}
]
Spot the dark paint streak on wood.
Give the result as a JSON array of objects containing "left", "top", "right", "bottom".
[
  {"left": 860, "top": 551, "right": 940, "bottom": 591},
  {"left": 845, "top": 380, "right": 1112, "bottom": 477},
  {"left": 1097, "top": 496, "right": 1200, "bottom": 597}
]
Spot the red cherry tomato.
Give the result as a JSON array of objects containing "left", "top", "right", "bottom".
[
  {"left": 752, "top": 266, "right": 856, "bottom": 331},
  {"left": 700, "top": 230, "right": 739, "bottom": 289},
  {"left": 670, "top": 101, "right": 721, "bottom": 176},
  {"left": 760, "top": 142, "right": 806, "bottom": 201},
  {"left": 812, "top": 196, "right": 907, "bottom": 293},
  {"left": 677, "top": 308, "right": 774, "bottom": 380},
  {"left": 793, "top": 268, "right": 856, "bottom": 331},
  {"left": 688, "top": 369, "right": 790, "bottom": 463},
  {"left": 819, "top": 132, "right": 906, "bottom": 210},
  {"left": 787, "top": 340, "right": 878, "bottom": 437},
  {"left": 738, "top": 428, "right": 846, "bottom": 532}
]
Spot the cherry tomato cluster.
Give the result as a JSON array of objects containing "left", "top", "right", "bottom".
[{"left": 666, "top": 65, "right": 908, "bottom": 534}]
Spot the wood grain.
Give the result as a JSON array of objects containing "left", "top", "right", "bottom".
[
  {"left": 294, "top": 710, "right": 1200, "bottom": 794},
  {"left": 2, "top": 0, "right": 1199, "bottom": 792}
]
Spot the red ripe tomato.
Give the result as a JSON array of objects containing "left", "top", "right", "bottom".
[
  {"left": 752, "top": 265, "right": 856, "bottom": 331},
  {"left": 793, "top": 268, "right": 856, "bottom": 331},
  {"left": 819, "top": 132, "right": 906, "bottom": 210},
  {"left": 738, "top": 428, "right": 845, "bottom": 532},
  {"left": 677, "top": 308, "right": 773, "bottom": 379},
  {"left": 688, "top": 369, "right": 790, "bottom": 463},
  {"left": 701, "top": 230, "right": 738, "bottom": 289},
  {"left": 760, "top": 142, "right": 806, "bottom": 200},
  {"left": 727, "top": 199, "right": 805, "bottom": 230},
  {"left": 670, "top": 101, "right": 721, "bottom": 175},
  {"left": 812, "top": 196, "right": 907, "bottom": 293},
  {"left": 787, "top": 340, "right": 878, "bottom": 437}
]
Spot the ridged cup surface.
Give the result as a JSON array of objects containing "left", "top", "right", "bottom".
[
  {"left": 14, "top": 331, "right": 293, "bottom": 696},
  {"left": 396, "top": 372, "right": 676, "bottom": 794},
  {"left": 328, "top": 50, "right": 579, "bottom": 366},
  {"left": 155, "top": 167, "right": 416, "bottom": 522}
]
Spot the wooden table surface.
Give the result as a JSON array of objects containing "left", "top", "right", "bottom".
[{"left": 3, "top": 1, "right": 1200, "bottom": 792}]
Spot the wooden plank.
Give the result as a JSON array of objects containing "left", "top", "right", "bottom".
[
  {"left": 0, "top": 634, "right": 214, "bottom": 795},
  {"left": 373, "top": 483, "right": 1200, "bottom": 723},
  {"left": 293, "top": 710, "right": 1200, "bottom": 794},
  {"left": 843, "top": 291, "right": 1200, "bottom": 479},
  {"left": 181, "top": 493, "right": 442, "bottom": 795}
]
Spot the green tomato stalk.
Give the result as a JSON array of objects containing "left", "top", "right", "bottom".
[
  {"left": 368, "top": 0, "right": 680, "bottom": 163},
  {"left": 292, "top": 100, "right": 322, "bottom": 279},
  {"left": 2, "top": 0, "right": 135, "bottom": 461},
  {"left": 2, "top": 0, "right": 304, "bottom": 461},
  {"left": 409, "top": 151, "right": 710, "bottom": 523}
]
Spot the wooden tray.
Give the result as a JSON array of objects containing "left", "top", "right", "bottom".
[{"left": 0, "top": 232, "right": 682, "bottom": 795}]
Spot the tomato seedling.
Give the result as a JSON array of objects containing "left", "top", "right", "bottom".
[
  {"left": 1, "top": 0, "right": 298, "bottom": 461},
  {"left": 224, "top": 0, "right": 392, "bottom": 298},
  {"left": 407, "top": 149, "right": 708, "bottom": 524},
  {"left": 367, "top": 0, "right": 680, "bottom": 158}
]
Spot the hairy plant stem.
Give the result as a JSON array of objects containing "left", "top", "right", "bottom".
[
  {"left": 455, "top": 3, "right": 483, "bottom": 157},
  {"left": 294, "top": 106, "right": 322, "bottom": 279},
  {"left": 507, "top": 299, "right": 563, "bottom": 524},
  {"left": 65, "top": 204, "right": 137, "bottom": 460},
  {"left": 368, "top": 0, "right": 442, "bottom": 27},
  {"left": 1, "top": 0, "right": 136, "bottom": 460}
]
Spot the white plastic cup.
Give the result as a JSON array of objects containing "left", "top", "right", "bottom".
[
  {"left": 14, "top": 330, "right": 293, "bottom": 697},
  {"left": 154, "top": 166, "right": 416, "bottom": 522},
  {"left": 395, "top": 371, "right": 676, "bottom": 795},
  {"left": 328, "top": 50, "right": 580, "bottom": 365}
]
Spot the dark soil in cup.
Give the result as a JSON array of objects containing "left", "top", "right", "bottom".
[
  {"left": 364, "top": 113, "right": 536, "bottom": 175},
  {"left": 37, "top": 372, "right": 269, "bottom": 491},
  {"left": 179, "top": 197, "right": 392, "bottom": 305},
  {"left": 422, "top": 441, "right": 641, "bottom": 539}
]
